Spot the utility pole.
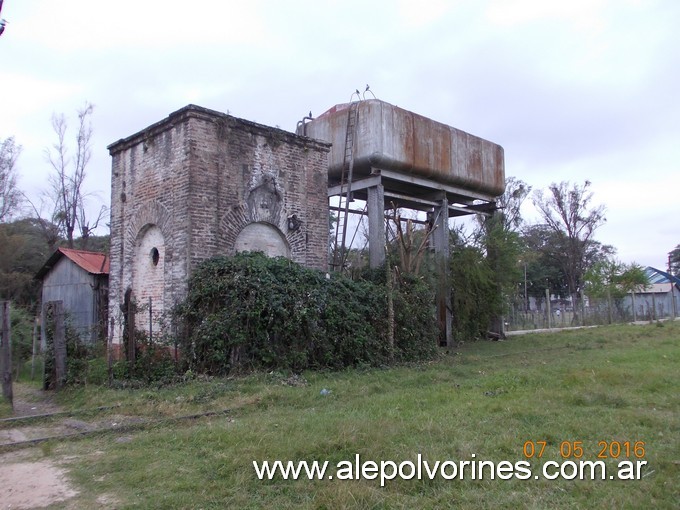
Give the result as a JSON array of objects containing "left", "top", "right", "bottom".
[
  {"left": 524, "top": 262, "right": 528, "bottom": 313},
  {"left": 670, "top": 254, "right": 677, "bottom": 320},
  {"left": 1, "top": 301, "right": 13, "bottom": 408}
]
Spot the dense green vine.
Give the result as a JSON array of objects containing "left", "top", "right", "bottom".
[{"left": 174, "top": 253, "right": 438, "bottom": 375}]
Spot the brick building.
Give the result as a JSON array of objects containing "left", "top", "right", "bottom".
[{"left": 107, "top": 105, "right": 330, "bottom": 346}]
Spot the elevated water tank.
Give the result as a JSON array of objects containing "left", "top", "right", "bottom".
[{"left": 299, "top": 99, "right": 505, "bottom": 198}]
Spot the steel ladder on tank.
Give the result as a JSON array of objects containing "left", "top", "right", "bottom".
[{"left": 331, "top": 101, "right": 360, "bottom": 272}]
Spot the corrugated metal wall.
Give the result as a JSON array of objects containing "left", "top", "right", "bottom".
[{"left": 41, "top": 258, "right": 104, "bottom": 345}]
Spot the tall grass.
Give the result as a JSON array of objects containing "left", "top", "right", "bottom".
[{"left": 33, "top": 322, "right": 680, "bottom": 508}]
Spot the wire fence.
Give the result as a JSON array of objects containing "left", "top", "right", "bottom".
[{"left": 505, "top": 295, "right": 679, "bottom": 331}]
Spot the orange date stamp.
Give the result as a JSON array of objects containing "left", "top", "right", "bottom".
[{"left": 523, "top": 440, "right": 646, "bottom": 460}]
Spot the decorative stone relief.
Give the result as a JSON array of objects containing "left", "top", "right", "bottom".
[{"left": 246, "top": 175, "right": 282, "bottom": 225}]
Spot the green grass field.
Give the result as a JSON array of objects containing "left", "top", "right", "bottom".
[{"left": 6, "top": 321, "right": 680, "bottom": 509}]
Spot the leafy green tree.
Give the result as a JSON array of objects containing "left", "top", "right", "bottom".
[
  {"left": 617, "top": 263, "right": 649, "bottom": 294},
  {"left": 532, "top": 180, "right": 606, "bottom": 320},
  {"left": 449, "top": 241, "right": 499, "bottom": 341},
  {"left": 669, "top": 245, "right": 680, "bottom": 277},
  {"left": 9, "top": 306, "right": 35, "bottom": 380},
  {"left": 0, "top": 218, "right": 55, "bottom": 308},
  {"left": 520, "top": 224, "right": 615, "bottom": 302},
  {"left": 483, "top": 178, "right": 529, "bottom": 300},
  {"left": 585, "top": 260, "right": 649, "bottom": 323},
  {"left": 449, "top": 177, "right": 530, "bottom": 338},
  {"left": 73, "top": 234, "right": 110, "bottom": 253},
  {"left": 0, "top": 216, "right": 108, "bottom": 311},
  {"left": 448, "top": 214, "right": 520, "bottom": 341},
  {"left": 484, "top": 214, "right": 522, "bottom": 308},
  {"left": 520, "top": 225, "right": 568, "bottom": 300}
]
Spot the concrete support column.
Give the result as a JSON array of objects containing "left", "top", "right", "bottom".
[
  {"left": 367, "top": 184, "right": 385, "bottom": 268},
  {"left": 432, "top": 197, "right": 449, "bottom": 260},
  {"left": 433, "top": 196, "right": 452, "bottom": 347}
]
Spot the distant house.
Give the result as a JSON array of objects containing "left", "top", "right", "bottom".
[
  {"left": 624, "top": 267, "right": 680, "bottom": 320},
  {"left": 36, "top": 248, "right": 110, "bottom": 345}
]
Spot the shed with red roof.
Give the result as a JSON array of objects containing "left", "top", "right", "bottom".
[{"left": 37, "top": 248, "right": 109, "bottom": 345}]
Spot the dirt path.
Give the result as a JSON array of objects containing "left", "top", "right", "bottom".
[
  {"left": 0, "top": 384, "right": 79, "bottom": 509},
  {"left": 9, "top": 383, "right": 62, "bottom": 417},
  {"left": 0, "top": 452, "right": 78, "bottom": 510},
  {"left": 0, "top": 383, "right": 69, "bottom": 447}
]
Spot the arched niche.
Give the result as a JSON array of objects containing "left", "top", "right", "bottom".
[
  {"left": 234, "top": 222, "right": 290, "bottom": 258},
  {"left": 132, "top": 224, "right": 165, "bottom": 335}
]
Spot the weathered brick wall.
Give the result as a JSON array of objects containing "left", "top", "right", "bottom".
[
  {"left": 189, "top": 111, "right": 330, "bottom": 271},
  {"left": 108, "top": 105, "right": 330, "bottom": 346}
]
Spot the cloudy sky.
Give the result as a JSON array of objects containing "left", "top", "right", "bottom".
[{"left": 2, "top": 0, "right": 678, "bottom": 269}]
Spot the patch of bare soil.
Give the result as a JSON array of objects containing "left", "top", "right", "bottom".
[
  {"left": 0, "top": 385, "right": 80, "bottom": 508},
  {"left": 0, "top": 453, "right": 78, "bottom": 509},
  {"left": 10, "top": 384, "right": 61, "bottom": 417},
  {"left": 1, "top": 383, "right": 68, "bottom": 448}
]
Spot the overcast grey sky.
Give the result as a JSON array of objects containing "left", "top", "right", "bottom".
[{"left": 1, "top": 0, "right": 678, "bottom": 269}]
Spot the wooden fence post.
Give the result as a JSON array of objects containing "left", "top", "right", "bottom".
[
  {"left": 31, "top": 317, "right": 39, "bottom": 380},
  {"left": 108, "top": 316, "right": 114, "bottom": 385},
  {"left": 1, "top": 301, "right": 13, "bottom": 409},
  {"left": 53, "top": 301, "right": 67, "bottom": 390}
]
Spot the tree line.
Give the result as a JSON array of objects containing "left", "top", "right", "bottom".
[
  {"left": 376, "top": 176, "right": 676, "bottom": 337},
  {"left": 1, "top": 104, "right": 109, "bottom": 313},
  {"left": 455, "top": 177, "right": 680, "bottom": 332},
  {"left": 2, "top": 104, "right": 678, "bottom": 334}
]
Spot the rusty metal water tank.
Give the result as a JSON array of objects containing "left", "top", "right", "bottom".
[{"left": 299, "top": 99, "right": 505, "bottom": 198}]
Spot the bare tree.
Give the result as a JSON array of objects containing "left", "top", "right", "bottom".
[
  {"left": 43, "top": 102, "right": 106, "bottom": 249},
  {"left": 489, "top": 176, "right": 532, "bottom": 233},
  {"left": 533, "top": 180, "right": 606, "bottom": 319},
  {"left": 0, "top": 137, "right": 23, "bottom": 222}
]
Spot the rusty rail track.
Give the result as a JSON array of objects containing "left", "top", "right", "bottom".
[
  {"left": 0, "top": 409, "right": 231, "bottom": 452},
  {"left": 0, "top": 404, "right": 123, "bottom": 426}
]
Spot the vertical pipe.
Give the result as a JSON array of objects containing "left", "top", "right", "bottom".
[{"left": 367, "top": 183, "right": 385, "bottom": 268}]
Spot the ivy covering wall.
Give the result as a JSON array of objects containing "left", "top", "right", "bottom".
[{"left": 174, "top": 253, "right": 438, "bottom": 374}]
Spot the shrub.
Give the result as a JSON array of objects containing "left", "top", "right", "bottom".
[
  {"left": 175, "top": 253, "right": 438, "bottom": 375},
  {"left": 8, "top": 305, "right": 35, "bottom": 380},
  {"left": 128, "top": 330, "right": 178, "bottom": 385},
  {"left": 449, "top": 245, "right": 499, "bottom": 342},
  {"left": 392, "top": 272, "right": 439, "bottom": 360}
]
